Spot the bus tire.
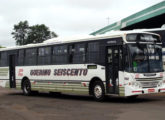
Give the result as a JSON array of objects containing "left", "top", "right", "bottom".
[
  {"left": 92, "top": 81, "right": 105, "bottom": 101},
  {"left": 22, "top": 79, "right": 31, "bottom": 96}
]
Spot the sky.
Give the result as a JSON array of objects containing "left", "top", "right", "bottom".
[{"left": 0, "top": 0, "right": 164, "bottom": 47}]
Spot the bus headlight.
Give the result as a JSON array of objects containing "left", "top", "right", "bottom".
[{"left": 131, "top": 81, "right": 141, "bottom": 88}]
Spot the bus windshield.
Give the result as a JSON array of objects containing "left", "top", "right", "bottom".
[{"left": 128, "top": 44, "right": 163, "bottom": 73}]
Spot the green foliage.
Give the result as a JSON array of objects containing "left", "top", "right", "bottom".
[
  {"left": 0, "top": 45, "right": 5, "bottom": 48},
  {"left": 11, "top": 21, "right": 29, "bottom": 45},
  {"left": 11, "top": 21, "right": 58, "bottom": 45}
]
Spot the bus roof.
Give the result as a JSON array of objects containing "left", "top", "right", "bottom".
[
  {"left": 0, "top": 30, "right": 159, "bottom": 51},
  {"left": 132, "top": 27, "right": 165, "bottom": 32}
]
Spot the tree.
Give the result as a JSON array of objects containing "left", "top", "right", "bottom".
[
  {"left": 11, "top": 21, "right": 29, "bottom": 45},
  {"left": 11, "top": 21, "right": 58, "bottom": 45},
  {"left": 27, "top": 24, "right": 57, "bottom": 44},
  {"left": 0, "top": 45, "right": 5, "bottom": 48}
]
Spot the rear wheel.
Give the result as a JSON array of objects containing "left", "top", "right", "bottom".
[
  {"left": 22, "top": 79, "right": 31, "bottom": 96},
  {"left": 92, "top": 81, "right": 105, "bottom": 101}
]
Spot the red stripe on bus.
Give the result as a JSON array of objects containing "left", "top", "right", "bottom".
[
  {"left": 160, "top": 88, "right": 165, "bottom": 91},
  {"left": 132, "top": 90, "right": 142, "bottom": 93}
]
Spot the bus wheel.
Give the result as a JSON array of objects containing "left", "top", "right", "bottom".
[
  {"left": 92, "top": 81, "right": 105, "bottom": 101},
  {"left": 22, "top": 79, "right": 31, "bottom": 96}
]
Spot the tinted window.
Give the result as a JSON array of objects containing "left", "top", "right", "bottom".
[
  {"left": 88, "top": 42, "right": 99, "bottom": 52},
  {"left": 52, "top": 45, "right": 68, "bottom": 64},
  {"left": 73, "top": 43, "right": 86, "bottom": 63},
  {"left": 53, "top": 45, "right": 67, "bottom": 55},
  {"left": 87, "top": 42, "right": 100, "bottom": 63},
  {"left": 25, "top": 48, "right": 37, "bottom": 65},
  {"left": 1, "top": 52, "right": 8, "bottom": 66},
  {"left": 18, "top": 50, "right": 24, "bottom": 65},
  {"left": 38, "top": 47, "right": 51, "bottom": 65},
  {"left": 0, "top": 52, "right": 8, "bottom": 66}
]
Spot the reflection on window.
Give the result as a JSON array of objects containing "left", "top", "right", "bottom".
[
  {"left": 0, "top": 52, "right": 8, "bottom": 66},
  {"left": 38, "top": 47, "right": 51, "bottom": 65},
  {"left": 52, "top": 45, "right": 68, "bottom": 64},
  {"left": 87, "top": 42, "right": 100, "bottom": 63},
  {"left": 25, "top": 48, "right": 37, "bottom": 65},
  {"left": 39, "top": 47, "right": 51, "bottom": 56},
  {"left": 53, "top": 45, "right": 67, "bottom": 55},
  {"left": 73, "top": 43, "right": 86, "bottom": 63},
  {"left": 128, "top": 44, "right": 163, "bottom": 73},
  {"left": 18, "top": 50, "right": 24, "bottom": 65}
]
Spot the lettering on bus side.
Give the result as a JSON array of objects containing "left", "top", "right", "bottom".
[
  {"left": 30, "top": 69, "right": 51, "bottom": 76},
  {"left": 54, "top": 69, "right": 88, "bottom": 76}
]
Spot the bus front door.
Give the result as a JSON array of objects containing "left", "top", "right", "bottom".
[
  {"left": 9, "top": 55, "right": 16, "bottom": 88},
  {"left": 106, "top": 46, "right": 121, "bottom": 94}
]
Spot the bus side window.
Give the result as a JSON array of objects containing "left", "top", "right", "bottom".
[
  {"left": 87, "top": 42, "right": 100, "bottom": 63},
  {"left": 73, "top": 43, "right": 86, "bottom": 63},
  {"left": 25, "top": 48, "right": 37, "bottom": 65},
  {"left": 38, "top": 47, "right": 51, "bottom": 65},
  {"left": 52, "top": 45, "right": 68, "bottom": 64},
  {"left": 69, "top": 45, "right": 74, "bottom": 63},
  {"left": 18, "top": 50, "right": 24, "bottom": 66},
  {"left": 0, "top": 52, "right": 8, "bottom": 67}
]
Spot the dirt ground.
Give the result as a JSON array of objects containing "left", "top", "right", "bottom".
[{"left": 0, "top": 87, "right": 165, "bottom": 120}]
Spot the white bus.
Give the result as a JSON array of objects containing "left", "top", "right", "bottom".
[{"left": 0, "top": 31, "right": 164, "bottom": 101}]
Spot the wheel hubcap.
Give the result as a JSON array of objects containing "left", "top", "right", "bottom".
[{"left": 94, "top": 85, "right": 102, "bottom": 98}]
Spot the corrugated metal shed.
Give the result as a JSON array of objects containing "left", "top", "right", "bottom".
[{"left": 91, "top": 1, "right": 165, "bottom": 35}]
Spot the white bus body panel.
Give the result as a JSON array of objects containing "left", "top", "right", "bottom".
[
  {"left": 0, "top": 67, "right": 9, "bottom": 88},
  {"left": 1, "top": 64, "right": 105, "bottom": 95}
]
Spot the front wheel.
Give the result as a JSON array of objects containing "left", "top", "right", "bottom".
[
  {"left": 92, "top": 81, "right": 105, "bottom": 101},
  {"left": 22, "top": 79, "right": 31, "bottom": 96}
]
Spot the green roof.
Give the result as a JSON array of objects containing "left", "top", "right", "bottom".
[{"left": 91, "top": 1, "right": 165, "bottom": 35}]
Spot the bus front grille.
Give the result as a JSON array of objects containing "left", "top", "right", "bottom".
[
  {"left": 139, "top": 81, "right": 159, "bottom": 88},
  {"left": 136, "top": 77, "right": 162, "bottom": 88}
]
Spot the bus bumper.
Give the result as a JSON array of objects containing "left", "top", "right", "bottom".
[{"left": 124, "top": 86, "right": 165, "bottom": 96}]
